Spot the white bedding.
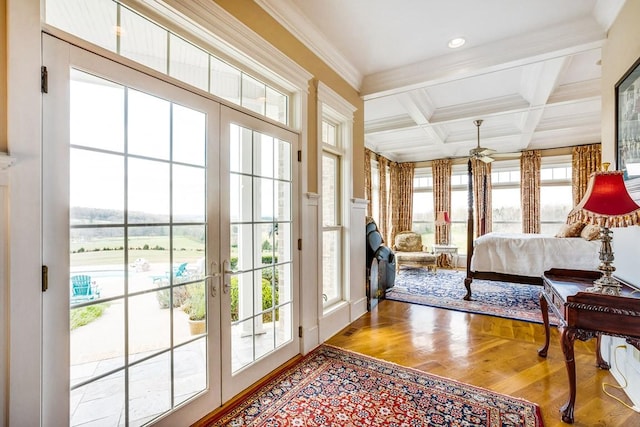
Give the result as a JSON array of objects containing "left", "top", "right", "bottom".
[{"left": 470, "top": 232, "right": 600, "bottom": 278}]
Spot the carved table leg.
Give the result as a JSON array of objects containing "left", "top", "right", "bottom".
[
  {"left": 464, "top": 276, "right": 472, "bottom": 301},
  {"left": 595, "top": 333, "right": 611, "bottom": 370},
  {"left": 560, "top": 327, "right": 577, "bottom": 424},
  {"left": 538, "top": 292, "right": 550, "bottom": 358}
]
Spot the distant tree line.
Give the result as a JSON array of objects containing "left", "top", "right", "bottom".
[{"left": 70, "top": 207, "right": 205, "bottom": 241}]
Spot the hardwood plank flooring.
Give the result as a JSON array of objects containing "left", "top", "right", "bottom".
[{"left": 325, "top": 299, "right": 640, "bottom": 427}]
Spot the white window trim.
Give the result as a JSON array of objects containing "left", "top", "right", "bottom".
[
  {"left": 9, "top": 0, "right": 314, "bottom": 424},
  {"left": 317, "top": 82, "right": 355, "bottom": 314}
]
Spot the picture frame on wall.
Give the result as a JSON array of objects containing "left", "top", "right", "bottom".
[{"left": 616, "top": 55, "right": 640, "bottom": 183}]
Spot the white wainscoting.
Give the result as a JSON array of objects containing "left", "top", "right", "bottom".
[
  {"left": 601, "top": 335, "right": 640, "bottom": 408},
  {"left": 605, "top": 225, "right": 640, "bottom": 407},
  {"left": 349, "top": 198, "right": 368, "bottom": 321},
  {"left": 318, "top": 197, "right": 368, "bottom": 343},
  {"left": 0, "top": 167, "right": 9, "bottom": 427},
  {"left": 300, "top": 192, "right": 321, "bottom": 354}
]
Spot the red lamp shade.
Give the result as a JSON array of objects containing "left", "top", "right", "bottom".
[
  {"left": 435, "top": 211, "right": 451, "bottom": 225},
  {"left": 568, "top": 170, "right": 640, "bottom": 228}
]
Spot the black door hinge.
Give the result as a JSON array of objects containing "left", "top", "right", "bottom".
[
  {"left": 297, "top": 239, "right": 302, "bottom": 250},
  {"left": 298, "top": 326, "right": 303, "bottom": 338},
  {"left": 41, "top": 66, "right": 48, "bottom": 93},
  {"left": 42, "top": 265, "right": 48, "bottom": 292},
  {"left": 297, "top": 150, "right": 301, "bottom": 162}
]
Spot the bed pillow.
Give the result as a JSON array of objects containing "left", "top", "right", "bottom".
[
  {"left": 581, "top": 224, "right": 600, "bottom": 241},
  {"left": 555, "top": 222, "right": 585, "bottom": 238}
]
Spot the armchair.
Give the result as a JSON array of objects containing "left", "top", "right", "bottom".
[
  {"left": 392, "top": 231, "right": 437, "bottom": 273},
  {"left": 365, "top": 218, "right": 396, "bottom": 296}
]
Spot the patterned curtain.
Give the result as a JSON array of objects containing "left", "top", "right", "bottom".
[
  {"left": 364, "top": 149, "right": 373, "bottom": 218},
  {"left": 520, "top": 150, "right": 541, "bottom": 233},
  {"left": 377, "top": 155, "right": 389, "bottom": 243},
  {"left": 572, "top": 144, "right": 601, "bottom": 206},
  {"left": 472, "top": 159, "right": 492, "bottom": 236},
  {"left": 432, "top": 159, "right": 452, "bottom": 244},
  {"left": 389, "top": 162, "right": 415, "bottom": 245}
]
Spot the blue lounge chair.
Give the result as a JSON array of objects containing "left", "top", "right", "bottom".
[
  {"left": 70, "top": 274, "right": 100, "bottom": 304},
  {"left": 152, "top": 262, "right": 189, "bottom": 286}
]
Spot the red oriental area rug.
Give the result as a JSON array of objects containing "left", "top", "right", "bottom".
[{"left": 209, "top": 345, "right": 544, "bottom": 426}]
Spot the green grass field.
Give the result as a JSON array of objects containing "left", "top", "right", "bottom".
[{"left": 71, "top": 236, "right": 205, "bottom": 267}]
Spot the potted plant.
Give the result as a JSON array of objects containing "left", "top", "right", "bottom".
[{"left": 183, "top": 284, "right": 206, "bottom": 335}]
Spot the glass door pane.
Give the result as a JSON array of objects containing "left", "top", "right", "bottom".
[
  {"left": 68, "top": 69, "right": 209, "bottom": 426},
  {"left": 220, "top": 106, "right": 299, "bottom": 401},
  {"left": 42, "top": 35, "right": 220, "bottom": 426}
]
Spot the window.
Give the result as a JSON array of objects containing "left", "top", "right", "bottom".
[
  {"left": 45, "top": 0, "right": 289, "bottom": 125},
  {"left": 450, "top": 166, "right": 469, "bottom": 253},
  {"left": 491, "top": 160, "right": 521, "bottom": 233},
  {"left": 322, "top": 146, "right": 342, "bottom": 305},
  {"left": 318, "top": 84, "right": 355, "bottom": 309},
  {"left": 371, "top": 159, "right": 380, "bottom": 224},
  {"left": 412, "top": 170, "right": 434, "bottom": 249},
  {"left": 540, "top": 156, "right": 572, "bottom": 235}
]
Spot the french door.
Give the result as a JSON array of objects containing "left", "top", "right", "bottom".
[{"left": 42, "top": 34, "right": 299, "bottom": 426}]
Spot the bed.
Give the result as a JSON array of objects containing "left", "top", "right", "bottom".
[
  {"left": 465, "top": 232, "right": 600, "bottom": 298},
  {"left": 462, "top": 159, "right": 601, "bottom": 300}
]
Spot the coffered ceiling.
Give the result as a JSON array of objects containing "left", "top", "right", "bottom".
[{"left": 256, "top": 0, "right": 627, "bottom": 162}]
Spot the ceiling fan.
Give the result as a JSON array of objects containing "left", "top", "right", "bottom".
[{"left": 470, "top": 119, "right": 496, "bottom": 163}]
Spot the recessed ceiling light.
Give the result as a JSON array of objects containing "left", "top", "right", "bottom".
[{"left": 448, "top": 37, "right": 466, "bottom": 49}]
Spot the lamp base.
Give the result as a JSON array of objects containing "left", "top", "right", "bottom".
[
  {"left": 585, "top": 225, "right": 621, "bottom": 296},
  {"left": 586, "top": 275, "right": 622, "bottom": 296}
]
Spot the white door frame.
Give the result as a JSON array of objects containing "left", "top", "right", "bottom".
[{"left": 42, "top": 34, "right": 222, "bottom": 426}]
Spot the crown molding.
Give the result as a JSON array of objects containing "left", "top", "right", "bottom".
[
  {"left": 548, "top": 79, "right": 601, "bottom": 104},
  {"left": 593, "top": 0, "right": 627, "bottom": 31},
  {"left": 317, "top": 82, "right": 357, "bottom": 119},
  {"left": 254, "top": 0, "right": 362, "bottom": 91},
  {"left": 362, "top": 17, "right": 605, "bottom": 99},
  {"left": 365, "top": 116, "right": 418, "bottom": 134}
]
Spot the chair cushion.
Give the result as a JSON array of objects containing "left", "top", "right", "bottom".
[
  {"left": 394, "top": 231, "right": 423, "bottom": 252},
  {"left": 367, "top": 230, "right": 383, "bottom": 251},
  {"left": 395, "top": 252, "right": 437, "bottom": 263}
]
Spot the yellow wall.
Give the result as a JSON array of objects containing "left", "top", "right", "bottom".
[
  {"left": 213, "top": 0, "right": 365, "bottom": 198},
  {"left": 1, "top": 0, "right": 6, "bottom": 153},
  {"left": 601, "top": 0, "right": 640, "bottom": 164}
]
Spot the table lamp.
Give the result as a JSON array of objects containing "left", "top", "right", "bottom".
[
  {"left": 567, "top": 163, "right": 640, "bottom": 295},
  {"left": 435, "top": 211, "right": 451, "bottom": 245},
  {"left": 435, "top": 211, "right": 451, "bottom": 226}
]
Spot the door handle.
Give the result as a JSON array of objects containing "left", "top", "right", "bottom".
[
  {"left": 223, "top": 259, "right": 232, "bottom": 294},
  {"left": 207, "top": 261, "right": 221, "bottom": 297}
]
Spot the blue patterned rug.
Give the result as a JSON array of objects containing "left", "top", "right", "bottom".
[{"left": 386, "top": 268, "right": 559, "bottom": 325}]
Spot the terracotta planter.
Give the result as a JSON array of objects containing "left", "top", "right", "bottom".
[{"left": 188, "top": 319, "right": 206, "bottom": 335}]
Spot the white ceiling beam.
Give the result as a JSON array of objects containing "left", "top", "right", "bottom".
[
  {"left": 430, "top": 95, "right": 529, "bottom": 124},
  {"left": 396, "top": 90, "right": 435, "bottom": 126},
  {"left": 361, "top": 17, "right": 604, "bottom": 99},
  {"left": 516, "top": 56, "right": 569, "bottom": 150}
]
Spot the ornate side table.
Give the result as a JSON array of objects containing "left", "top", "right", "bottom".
[{"left": 538, "top": 268, "right": 640, "bottom": 424}]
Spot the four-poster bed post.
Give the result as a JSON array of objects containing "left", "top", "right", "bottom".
[{"left": 464, "top": 159, "right": 474, "bottom": 300}]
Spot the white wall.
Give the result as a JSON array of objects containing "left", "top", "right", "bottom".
[
  {"left": 6, "top": 0, "right": 43, "bottom": 425},
  {"left": 600, "top": 0, "right": 640, "bottom": 408}
]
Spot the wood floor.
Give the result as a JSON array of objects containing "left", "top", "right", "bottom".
[{"left": 325, "top": 299, "right": 640, "bottom": 427}]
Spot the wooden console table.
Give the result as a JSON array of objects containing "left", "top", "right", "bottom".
[{"left": 538, "top": 268, "right": 640, "bottom": 424}]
